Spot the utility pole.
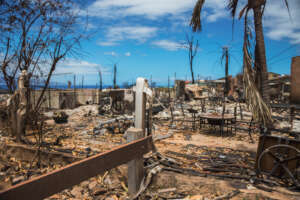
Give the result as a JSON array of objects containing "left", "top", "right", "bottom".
[
  {"left": 221, "top": 46, "right": 229, "bottom": 116},
  {"left": 73, "top": 75, "right": 76, "bottom": 90},
  {"left": 174, "top": 72, "right": 176, "bottom": 82},
  {"left": 168, "top": 75, "right": 170, "bottom": 102},
  {"left": 98, "top": 69, "right": 103, "bottom": 91},
  {"left": 174, "top": 72, "right": 176, "bottom": 95},
  {"left": 113, "top": 64, "right": 117, "bottom": 89},
  {"left": 168, "top": 75, "right": 174, "bottom": 124},
  {"left": 73, "top": 74, "right": 76, "bottom": 107},
  {"left": 223, "top": 46, "right": 229, "bottom": 98},
  {"left": 81, "top": 75, "right": 84, "bottom": 89}
]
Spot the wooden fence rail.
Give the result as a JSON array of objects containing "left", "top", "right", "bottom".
[{"left": 0, "top": 136, "right": 153, "bottom": 200}]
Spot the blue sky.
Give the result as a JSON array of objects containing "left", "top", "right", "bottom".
[{"left": 53, "top": 0, "right": 300, "bottom": 86}]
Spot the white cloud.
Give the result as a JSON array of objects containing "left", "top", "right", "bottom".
[
  {"left": 88, "top": 0, "right": 300, "bottom": 45},
  {"left": 152, "top": 40, "right": 182, "bottom": 51},
  {"left": 205, "top": 0, "right": 228, "bottom": 22},
  {"left": 104, "top": 51, "right": 117, "bottom": 56},
  {"left": 56, "top": 59, "right": 109, "bottom": 75},
  {"left": 86, "top": 0, "right": 197, "bottom": 19},
  {"left": 125, "top": 52, "right": 131, "bottom": 56},
  {"left": 98, "top": 26, "right": 158, "bottom": 46},
  {"left": 98, "top": 41, "right": 118, "bottom": 46},
  {"left": 83, "top": 0, "right": 229, "bottom": 23},
  {"left": 86, "top": 0, "right": 232, "bottom": 47},
  {"left": 263, "top": 0, "right": 300, "bottom": 44},
  {"left": 85, "top": 23, "right": 97, "bottom": 30}
]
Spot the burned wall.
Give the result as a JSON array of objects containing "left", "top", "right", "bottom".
[
  {"left": 109, "top": 89, "right": 134, "bottom": 113},
  {"left": 31, "top": 89, "right": 101, "bottom": 109},
  {"left": 31, "top": 89, "right": 60, "bottom": 109},
  {"left": 175, "top": 80, "right": 185, "bottom": 98},
  {"left": 290, "top": 56, "right": 300, "bottom": 104},
  {"left": 76, "top": 89, "right": 98, "bottom": 105},
  {"left": 59, "top": 92, "right": 76, "bottom": 109}
]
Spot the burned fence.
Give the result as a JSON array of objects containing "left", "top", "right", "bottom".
[
  {"left": 0, "top": 135, "right": 154, "bottom": 200},
  {"left": 0, "top": 77, "right": 154, "bottom": 199}
]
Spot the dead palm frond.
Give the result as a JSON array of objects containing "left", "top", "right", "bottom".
[
  {"left": 238, "top": 5, "right": 248, "bottom": 19},
  {"left": 227, "top": 0, "right": 239, "bottom": 18},
  {"left": 242, "top": 9, "right": 272, "bottom": 127},
  {"left": 190, "top": 0, "right": 205, "bottom": 32},
  {"left": 283, "top": 0, "right": 292, "bottom": 20}
]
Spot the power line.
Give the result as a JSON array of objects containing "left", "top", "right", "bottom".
[
  {"left": 268, "top": 44, "right": 297, "bottom": 62},
  {"left": 268, "top": 55, "right": 293, "bottom": 66},
  {"left": 231, "top": 54, "right": 243, "bottom": 66}
]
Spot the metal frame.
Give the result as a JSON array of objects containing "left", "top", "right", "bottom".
[{"left": 256, "top": 135, "right": 300, "bottom": 188}]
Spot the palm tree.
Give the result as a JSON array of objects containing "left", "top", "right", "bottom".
[{"left": 190, "top": 0, "right": 290, "bottom": 128}]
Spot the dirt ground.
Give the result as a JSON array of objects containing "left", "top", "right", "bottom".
[{"left": 151, "top": 125, "right": 300, "bottom": 200}]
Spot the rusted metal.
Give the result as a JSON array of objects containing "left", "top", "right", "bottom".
[
  {"left": 0, "top": 136, "right": 153, "bottom": 200},
  {"left": 199, "top": 113, "right": 235, "bottom": 135},
  {"left": 257, "top": 144, "right": 300, "bottom": 187},
  {"left": 255, "top": 135, "right": 300, "bottom": 188},
  {"left": 199, "top": 113, "right": 234, "bottom": 120}
]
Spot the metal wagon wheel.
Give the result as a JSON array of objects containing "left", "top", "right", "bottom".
[{"left": 257, "top": 144, "right": 300, "bottom": 188}]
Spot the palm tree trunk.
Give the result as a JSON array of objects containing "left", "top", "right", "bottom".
[
  {"left": 254, "top": 43, "right": 261, "bottom": 89},
  {"left": 253, "top": 6, "right": 270, "bottom": 104}
]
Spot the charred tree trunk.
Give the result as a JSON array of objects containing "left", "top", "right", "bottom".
[
  {"left": 186, "top": 34, "right": 199, "bottom": 84},
  {"left": 190, "top": 59, "right": 195, "bottom": 84}
]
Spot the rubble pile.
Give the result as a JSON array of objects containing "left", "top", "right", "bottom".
[
  {"left": 0, "top": 85, "right": 299, "bottom": 200},
  {"left": 53, "top": 111, "right": 68, "bottom": 124}
]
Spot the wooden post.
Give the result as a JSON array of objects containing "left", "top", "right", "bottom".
[
  {"left": 168, "top": 76, "right": 174, "bottom": 124},
  {"left": 127, "top": 128, "right": 144, "bottom": 197}
]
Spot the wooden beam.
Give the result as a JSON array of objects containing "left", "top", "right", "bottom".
[{"left": 0, "top": 136, "right": 153, "bottom": 200}]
